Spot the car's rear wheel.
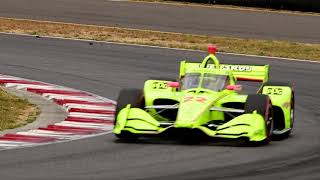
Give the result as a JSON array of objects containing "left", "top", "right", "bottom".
[
  {"left": 245, "top": 94, "right": 274, "bottom": 145},
  {"left": 114, "top": 88, "right": 144, "bottom": 140}
]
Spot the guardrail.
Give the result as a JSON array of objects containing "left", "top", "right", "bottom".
[{"left": 178, "top": 0, "right": 320, "bottom": 12}]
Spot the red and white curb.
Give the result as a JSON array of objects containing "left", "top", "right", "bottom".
[{"left": 0, "top": 74, "right": 116, "bottom": 150}]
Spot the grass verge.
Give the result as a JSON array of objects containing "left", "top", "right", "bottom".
[
  {"left": 0, "top": 87, "right": 40, "bottom": 130},
  {"left": 0, "top": 17, "right": 319, "bottom": 60}
]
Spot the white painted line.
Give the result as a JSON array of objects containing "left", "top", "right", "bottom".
[
  {"left": 42, "top": 93, "right": 91, "bottom": 99},
  {"left": 55, "top": 122, "right": 113, "bottom": 130},
  {"left": 0, "top": 131, "right": 114, "bottom": 152},
  {"left": 56, "top": 121, "right": 111, "bottom": 128},
  {"left": 44, "top": 94, "right": 102, "bottom": 101},
  {"left": 0, "top": 75, "right": 24, "bottom": 79},
  {"left": 25, "top": 86, "right": 75, "bottom": 91},
  {"left": 0, "top": 141, "right": 35, "bottom": 147},
  {"left": 64, "top": 102, "right": 114, "bottom": 107},
  {"left": 5, "top": 83, "right": 53, "bottom": 89},
  {"left": 64, "top": 104, "right": 114, "bottom": 111},
  {"left": 16, "top": 131, "right": 80, "bottom": 140},
  {"left": 0, "top": 77, "right": 24, "bottom": 80},
  {"left": 68, "top": 117, "right": 114, "bottom": 122},
  {"left": 68, "top": 112, "right": 114, "bottom": 119},
  {"left": 0, "top": 75, "right": 15, "bottom": 78},
  {"left": 19, "top": 85, "right": 72, "bottom": 91},
  {"left": 55, "top": 121, "right": 108, "bottom": 128},
  {"left": 0, "top": 141, "right": 33, "bottom": 145},
  {"left": 0, "top": 144, "right": 25, "bottom": 148},
  {"left": 21, "top": 129, "right": 73, "bottom": 135}
]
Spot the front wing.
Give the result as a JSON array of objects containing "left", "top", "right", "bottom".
[{"left": 113, "top": 106, "right": 268, "bottom": 142}]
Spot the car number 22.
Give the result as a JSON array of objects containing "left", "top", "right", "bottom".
[
  {"left": 152, "top": 82, "right": 168, "bottom": 89},
  {"left": 266, "top": 87, "right": 283, "bottom": 95}
]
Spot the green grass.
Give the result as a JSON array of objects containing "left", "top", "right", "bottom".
[
  {"left": 0, "top": 17, "right": 319, "bottom": 60},
  {"left": 0, "top": 88, "right": 40, "bottom": 130}
]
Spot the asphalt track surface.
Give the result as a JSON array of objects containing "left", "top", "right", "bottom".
[
  {"left": 1, "top": 0, "right": 320, "bottom": 43},
  {"left": 0, "top": 34, "right": 319, "bottom": 180}
]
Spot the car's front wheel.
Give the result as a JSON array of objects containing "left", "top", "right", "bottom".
[
  {"left": 114, "top": 88, "right": 144, "bottom": 141},
  {"left": 245, "top": 94, "right": 274, "bottom": 145}
]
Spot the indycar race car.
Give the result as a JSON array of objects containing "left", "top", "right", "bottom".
[{"left": 113, "top": 45, "right": 295, "bottom": 145}]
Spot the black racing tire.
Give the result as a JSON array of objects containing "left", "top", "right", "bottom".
[
  {"left": 114, "top": 88, "right": 144, "bottom": 140},
  {"left": 261, "top": 81, "right": 295, "bottom": 139},
  {"left": 288, "top": 91, "right": 295, "bottom": 132},
  {"left": 245, "top": 94, "right": 274, "bottom": 145}
]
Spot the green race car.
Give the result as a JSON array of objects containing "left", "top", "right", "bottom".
[{"left": 113, "top": 46, "right": 295, "bottom": 145}]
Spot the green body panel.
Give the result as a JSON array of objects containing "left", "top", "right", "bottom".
[
  {"left": 175, "top": 91, "right": 224, "bottom": 128},
  {"left": 114, "top": 107, "right": 161, "bottom": 134},
  {"left": 113, "top": 53, "right": 293, "bottom": 143},
  {"left": 143, "top": 80, "right": 182, "bottom": 121}
]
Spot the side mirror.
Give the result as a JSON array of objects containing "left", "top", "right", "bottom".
[
  {"left": 226, "top": 85, "right": 242, "bottom": 91},
  {"left": 167, "top": 82, "right": 180, "bottom": 88}
]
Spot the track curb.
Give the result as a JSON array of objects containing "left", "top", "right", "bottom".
[{"left": 0, "top": 74, "right": 115, "bottom": 150}]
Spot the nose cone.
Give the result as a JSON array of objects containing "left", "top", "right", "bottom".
[{"left": 175, "top": 95, "right": 212, "bottom": 128}]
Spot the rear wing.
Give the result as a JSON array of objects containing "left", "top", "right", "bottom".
[{"left": 180, "top": 61, "right": 269, "bottom": 83}]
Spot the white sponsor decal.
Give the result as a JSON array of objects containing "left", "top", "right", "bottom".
[{"left": 204, "top": 64, "right": 252, "bottom": 72}]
